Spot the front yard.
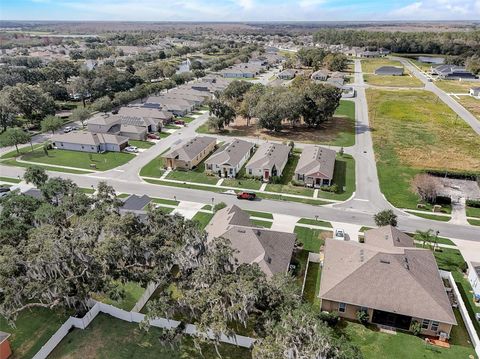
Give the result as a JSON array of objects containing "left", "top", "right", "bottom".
[
  {"left": 19, "top": 148, "right": 135, "bottom": 171},
  {"left": 47, "top": 313, "right": 252, "bottom": 359},
  {"left": 165, "top": 158, "right": 218, "bottom": 185},
  {"left": 363, "top": 73, "right": 423, "bottom": 87},
  {"left": 367, "top": 89, "right": 480, "bottom": 209}
]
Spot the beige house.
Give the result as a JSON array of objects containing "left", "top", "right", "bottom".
[
  {"left": 52, "top": 132, "right": 128, "bottom": 153},
  {"left": 294, "top": 146, "right": 336, "bottom": 187},
  {"left": 205, "top": 205, "right": 296, "bottom": 277},
  {"left": 162, "top": 136, "right": 216, "bottom": 170},
  {"left": 319, "top": 226, "right": 457, "bottom": 338},
  {"left": 205, "top": 139, "right": 255, "bottom": 178},
  {"left": 245, "top": 143, "right": 290, "bottom": 182}
]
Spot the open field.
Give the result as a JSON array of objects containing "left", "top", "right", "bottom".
[
  {"left": 361, "top": 58, "right": 405, "bottom": 74},
  {"left": 197, "top": 100, "right": 356, "bottom": 147},
  {"left": 456, "top": 96, "right": 480, "bottom": 120},
  {"left": 0, "top": 308, "right": 68, "bottom": 359},
  {"left": 367, "top": 89, "right": 480, "bottom": 209},
  {"left": 48, "top": 313, "right": 252, "bottom": 359},
  {"left": 436, "top": 80, "right": 480, "bottom": 93},
  {"left": 363, "top": 74, "right": 423, "bottom": 87},
  {"left": 20, "top": 148, "right": 135, "bottom": 171}
]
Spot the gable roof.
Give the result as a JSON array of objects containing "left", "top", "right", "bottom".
[
  {"left": 319, "top": 227, "right": 456, "bottom": 325},
  {"left": 87, "top": 114, "right": 120, "bottom": 126},
  {"left": 0, "top": 331, "right": 10, "bottom": 344},
  {"left": 162, "top": 136, "right": 216, "bottom": 162},
  {"left": 295, "top": 145, "right": 336, "bottom": 179},
  {"left": 205, "top": 139, "right": 254, "bottom": 168},
  {"left": 205, "top": 204, "right": 295, "bottom": 277},
  {"left": 52, "top": 131, "right": 128, "bottom": 146},
  {"left": 364, "top": 225, "right": 415, "bottom": 251},
  {"left": 121, "top": 194, "right": 151, "bottom": 211},
  {"left": 118, "top": 106, "right": 173, "bottom": 120},
  {"left": 246, "top": 143, "right": 290, "bottom": 171}
]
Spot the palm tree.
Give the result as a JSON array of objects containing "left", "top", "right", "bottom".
[{"left": 414, "top": 229, "right": 434, "bottom": 250}]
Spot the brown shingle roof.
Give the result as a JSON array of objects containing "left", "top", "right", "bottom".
[{"left": 163, "top": 136, "right": 216, "bottom": 162}]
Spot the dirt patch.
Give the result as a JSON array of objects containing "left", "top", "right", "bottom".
[{"left": 217, "top": 115, "right": 354, "bottom": 144}]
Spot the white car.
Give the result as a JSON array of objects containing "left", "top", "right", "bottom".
[
  {"left": 124, "top": 146, "right": 139, "bottom": 153},
  {"left": 63, "top": 126, "right": 73, "bottom": 133},
  {"left": 334, "top": 228, "right": 345, "bottom": 240},
  {"left": 222, "top": 189, "right": 237, "bottom": 196}
]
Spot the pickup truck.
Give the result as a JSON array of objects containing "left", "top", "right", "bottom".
[{"left": 237, "top": 192, "right": 256, "bottom": 200}]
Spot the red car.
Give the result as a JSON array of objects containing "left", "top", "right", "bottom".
[
  {"left": 237, "top": 192, "right": 256, "bottom": 200},
  {"left": 174, "top": 120, "right": 185, "bottom": 125},
  {"left": 147, "top": 133, "right": 160, "bottom": 139}
]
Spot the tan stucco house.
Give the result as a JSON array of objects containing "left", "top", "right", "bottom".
[
  {"left": 319, "top": 226, "right": 457, "bottom": 338},
  {"left": 294, "top": 146, "right": 336, "bottom": 187},
  {"left": 162, "top": 136, "right": 216, "bottom": 170}
]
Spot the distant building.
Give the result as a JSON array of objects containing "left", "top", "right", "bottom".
[
  {"left": 432, "top": 65, "right": 477, "bottom": 80},
  {"left": 277, "top": 69, "right": 296, "bottom": 80},
  {"left": 52, "top": 132, "right": 128, "bottom": 153},
  {"left": 469, "top": 87, "right": 480, "bottom": 99},
  {"left": 374, "top": 66, "right": 404, "bottom": 76},
  {"left": 311, "top": 69, "right": 329, "bottom": 81},
  {"left": 418, "top": 56, "right": 445, "bottom": 65}
]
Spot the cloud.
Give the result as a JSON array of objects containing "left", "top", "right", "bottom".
[
  {"left": 236, "top": 0, "right": 254, "bottom": 10},
  {"left": 388, "top": 0, "right": 478, "bottom": 20}
]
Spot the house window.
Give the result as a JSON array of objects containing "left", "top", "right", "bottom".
[
  {"left": 248, "top": 169, "right": 252, "bottom": 175},
  {"left": 421, "top": 319, "right": 430, "bottom": 330},
  {"left": 338, "top": 303, "right": 346, "bottom": 313},
  {"left": 430, "top": 321, "right": 439, "bottom": 331}
]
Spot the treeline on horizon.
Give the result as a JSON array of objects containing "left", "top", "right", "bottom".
[{"left": 314, "top": 29, "right": 480, "bottom": 56}]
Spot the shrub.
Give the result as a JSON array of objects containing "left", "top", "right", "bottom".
[
  {"left": 356, "top": 310, "right": 369, "bottom": 324},
  {"left": 374, "top": 209, "right": 398, "bottom": 227},
  {"left": 317, "top": 311, "right": 340, "bottom": 326},
  {"left": 466, "top": 199, "right": 480, "bottom": 208},
  {"left": 321, "top": 184, "right": 338, "bottom": 193},
  {"left": 410, "top": 320, "right": 422, "bottom": 336},
  {"left": 213, "top": 202, "right": 227, "bottom": 212}
]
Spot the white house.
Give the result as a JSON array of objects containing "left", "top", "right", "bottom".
[{"left": 204, "top": 139, "right": 254, "bottom": 178}]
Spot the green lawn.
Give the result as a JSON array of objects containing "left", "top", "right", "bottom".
[
  {"left": 191, "top": 212, "right": 214, "bottom": 229},
  {"left": 368, "top": 89, "right": 480, "bottom": 209},
  {"left": 338, "top": 320, "right": 475, "bottom": 359},
  {"left": 0, "top": 176, "right": 21, "bottom": 183},
  {"left": 0, "top": 143, "right": 44, "bottom": 159},
  {"left": 176, "top": 116, "right": 195, "bottom": 123},
  {"left": 151, "top": 197, "right": 179, "bottom": 206},
  {"left": 79, "top": 187, "right": 95, "bottom": 194},
  {"left": 166, "top": 163, "right": 218, "bottom": 185},
  {"left": 361, "top": 58, "right": 405, "bottom": 73},
  {"left": 164, "top": 124, "right": 181, "bottom": 130},
  {"left": 91, "top": 281, "right": 145, "bottom": 311},
  {"left": 0, "top": 308, "right": 68, "bottom": 359},
  {"left": 158, "top": 132, "right": 170, "bottom": 139},
  {"left": 246, "top": 210, "right": 273, "bottom": 219},
  {"left": 406, "top": 211, "right": 451, "bottom": 222},
  {"left": 317, "top": 154, "right": 356, "bottom": 201},
  {"left": 20, "top": 148, "right": 135, "bottom": 171},
  {"left": 468, "top": 218, "right": 480, "bottom": 226},
  {"left": 221, "top": 166, "right": 262, "bottom": 190},
  {"left": 294, "top": 226, "right": 326, "bottom": 252},
  {"left": 251, "top": 219, "right": 273, "bottom": 228},
  {"left": 2, "top": 158, "right": 95, "bottom": 174},
  {"left": 139, "top": 148, "right": 169, "bottom": 177},
  {"left": 303, "top": 263, "right": 321, "bottom": 306},
  {"left": 144, "top": 179, "right": 225, "bottom": 193},
  {"left": 466, "top": 206, "right": 480, "bottom": 218},
  {"left": 48, "top": 313, "right": 252, "bottom": 359},
  {"left": 128, "top": 140, "right": 154, "bottom": 149},
  {"left": 297, "top": 218, "right": 332, "bottom": 228}
]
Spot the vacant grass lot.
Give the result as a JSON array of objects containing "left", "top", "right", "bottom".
[
  {"left": 436, "top": 80, "right": 480, "bottom": 93},
  {"left": 367, "top": 89, "right": 480, "bottom": 209},
  {"left": 198, "top": 100, "right": 356, "bottom": 147},
  {"left": 21, "top": 148, "right": 135, "bottom": 171},
  {"left": 48, "top": 314, "right": 252, "bottom": 359},
  {"left": 361, "top": 58, "right": 405, "bottom": 74},
  {"left": 0, "top": 308, "right": 68, "bottom": 359},
  {"left": 457, "top": 96, "right": 480, "bottom": 120},
  {"left": 363, "top": 74, "right": 423, "bottom": 87}
]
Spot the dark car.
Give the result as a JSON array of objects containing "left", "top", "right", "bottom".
[
  {"left": 0, "top": 187, "right": 11, "bottom": 196},
  {"left": 147, "top": 133, "right": 160, "bottom": 139},
  {"left": 237, "top": 192, "right": 256, "bottom": 200},
  {"left": 174, "top": 120, "right": 185, "bottom": 125}
]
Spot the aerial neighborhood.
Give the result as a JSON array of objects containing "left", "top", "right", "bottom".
[{"left": 0, "top": 17, "right": 479, "bottom": 359}]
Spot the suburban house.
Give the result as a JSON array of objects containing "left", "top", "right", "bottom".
[
  {"left": 120, "top": 194, "right": 152, "bottom": 214},
  {"left": 311, "top": 70, "right": 329, "bottom": 81},
  {"left": 359, "top": 50, "right": 380, "bottom": 58},
  {"left": 221, "top": 63, "right": 262, "bottom": 78},
  {"left": 319, "top": 226, "right": 457, "bottom": 338},
  {"left": 294, "top": 146, "right": 336, "bottom": 187},
  {"left": 52, "top": 132, "right": 129, "bottom": 153},
  {"left": 162, "top": 136, "right": 216, "bottom": 170},
  {"left": 341, "top": 86, "right": 356, "bottom": 98},
  {"left": 467, "top": 261, "right": 480, "bottom": 302},
  {"left": 87, "top": 114, "right": 150, "bottom": 140},
  {"left": 469, "top": 87, "right": 480, "bottom": 99},
  {"left": 374, "top": 66, "right": 404, "bottom": 76},
  {"left": 204, "top": 139, "right": 255, "bottom": 178},
  {"left": 143, "top": 96, "right": 194, "bottom": 116},
  {"left": 118, "top": 106, "right": 174, "bottom": 126},
  {"left": 277, "top": 69, "right": 296, "bottom": 80},
  {"left": 432, "top": 65, "right": 477, "bottom": 80},
  {"left": 245, "top": 143, "right": 291, "bottom": 182},
  {"left": 0, "top": 331, "right": 12, "bottom": 359},
  {"left": 205, "top": 205, "right": 296, "bottom": 278},
  {"left": 418, "top": 56, "right": 445, "bottom": 65}
]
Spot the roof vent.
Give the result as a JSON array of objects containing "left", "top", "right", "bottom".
[
  {"left": 238, "top": 229, "right": 246, "bottom": 233},
  {"left": 266, "top": 257, "right": 272, "bottom": 264},
  {"left": 384, "top": 235, "right": 389, "bottom": 240},
  {"left": 380, "top": 259, "right": 390, "bottom": 264}
]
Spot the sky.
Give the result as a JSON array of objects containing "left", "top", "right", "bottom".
[{"left": 1, "top": 0, "right": 479, "bottom": 21}]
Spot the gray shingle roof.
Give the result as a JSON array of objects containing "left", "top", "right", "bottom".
[
  {"left": 205, "top": 139, "right": 254, "bottom": 168},
  {"left": 163, "top": 136, "right": 216, "bottom": 162},
  {"left": 374, "top": 66, "right": 404, "bottom": 76},
  {"left": 319, "top": 227, "right": 457, "bottom": 325},
  {"left": 246, "top": 143, "right": 290, "bottom": 171},
  {"left": 52, "top": 131, "right": 128, "bottom": 146},
  {"left": 295, "top": 145, "right": 336, "bottom": 179},
  {"left": 121, "top": 194, "right": 151, "bottom": 211}
]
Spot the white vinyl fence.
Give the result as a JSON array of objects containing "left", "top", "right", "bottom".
[
  {"left": 32, "top": 301, "right": 255, "bottom": 359},
  {"left": 440, "top": 270, "right": 480, "bottom": 357},
  {"left": 131, "top": 281, "right": 158, "bottom": 313}
]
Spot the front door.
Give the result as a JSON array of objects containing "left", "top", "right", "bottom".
[
  {"left": 264, "top": 170, "right": 270, "bottom": 181},
  {"left": 315, "top": 178, "right": 321, "bottom": 187}
]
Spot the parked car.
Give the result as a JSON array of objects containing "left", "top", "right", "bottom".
[
  {"left": 0, "top": 187, "right": 11, "bottom": 197},
  {"left": 147, "top": 133, "right": 160, "bottom": 140},
  {"left": 63, "top": 126, "right": 73, "bottom": 133},
  {"left": 124, "top": 146, "right": 139, "bottom": 153},
  {"left": 237, "top": 192, "right": 256, "bottom": 200},
  {"left": 174, "top": 120, "right": 185, "bottom": 125},
  {"left": 334, "top": 228, "right": 345, "bottom": 240}
]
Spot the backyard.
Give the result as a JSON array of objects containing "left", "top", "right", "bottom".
[
  {"left": 47, "top": 314, "right": 252, "bottom": 359},
  {"left": 367, "top": 88, "right": 480, "bottom": 209},
  {"left": 91, "top": 281, "right": 145, "bottom": 311},
  {"left": 197, "top": 100, "right": 356, "bottom": 147},
  {"left": 17, "top": 148, "right": 135, "bottom": 171}
]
